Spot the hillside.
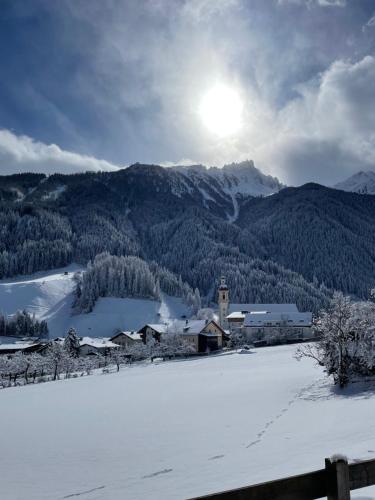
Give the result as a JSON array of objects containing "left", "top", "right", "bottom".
[
  {"left": 0, "top": 266, "right": 191, "bottom": 338},
  {"left": 0, "top": 345, "right": 374, "bottom": 499},
  {"left": 237, "top": 183, "right": 375, "bottom": 297},
  {"left": 1, "top": 163, "right": 375, "bottom": 310}
]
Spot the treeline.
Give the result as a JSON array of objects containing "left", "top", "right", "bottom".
[
  {"left": 0, "top": 310, "right": 48, "bottom": 338},
  {"left": 74, "top": 253, "right": 201, "bottom": 313}
]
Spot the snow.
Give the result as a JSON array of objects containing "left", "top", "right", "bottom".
[
  {"left": 0, "top": 342, "right": 37, "bottom": 351},
  {"left": 41, "top": 184, "right": 66, "bottom": 200},
  {"left": 243, "top": 311, "right": 312, "bottom": 327},
  {"left": 335, "top": 171, "right": 375, "bottom": 194},
  {"left": 0, "top": 267, "right": 191, "bottom": 339},
  {"left": 229, "top": 303, "right": 299, "bottom": 314},
  {"left": 79, "top": 337, "right": 118, "bottom": 348},
  {"left": 115, "top": 331, "right": 142, "bottom": 341},
  {"left": 172, "top": 161, "right": 284, "bottom": 222},
  {"left": 0, "top": 344, "right": 374, "bottom": 499}
]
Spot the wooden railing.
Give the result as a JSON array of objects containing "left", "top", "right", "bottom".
[{"left": 189, "top": 456, "right": 375, "bottom": 500}]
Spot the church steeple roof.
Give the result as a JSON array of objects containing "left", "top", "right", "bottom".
[{"left": 219, "top": 276, "right": 228, "bottom": 290}]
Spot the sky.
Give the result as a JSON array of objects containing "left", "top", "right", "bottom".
[{"left": 0, "top": 0, "right": 374, "bottom": 185}]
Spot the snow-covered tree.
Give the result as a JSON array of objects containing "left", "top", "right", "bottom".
[
  {"left": 296, "top": 292, "right": 375, "bottom": 387},
  {"left": 45, "top": 342, "right": 70, "bottom": 381},
  {"left": 63, "top": 327, "right": 81, "bottom": 357},
  {"left": 157, "top": 332, "right": 196, "bottom": 359}
]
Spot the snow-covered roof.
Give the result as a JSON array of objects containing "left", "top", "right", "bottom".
[
  {"left": 229, "top": 303, "right": 299, "bottom": 314},
  {"left": 0, "top": 342, "right": 38, "bottom": 351},
  {"left": 143, "top": 320, "right": 221, "bottom": 336},
  {"left": 144, "top": 324, "right": 169, "bottom": 334},
  {"left": 243, "top": 311, "right": 312, "bottom": 327},
  {"left": 227, "top": 312, "right": 246, "bottom": 320},
  {"left": 113, "top": 331, "right": 142, "bottom": 341},
  {"left": 79, "top": 337, "right": 118, "bottom": 349},
  {"left": 168, "top": 319, "right": 221, "bottom": 336}
]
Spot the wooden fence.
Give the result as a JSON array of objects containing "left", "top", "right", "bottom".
[{"left": 189, "top": 456, "right": 375, "bottom": 500}]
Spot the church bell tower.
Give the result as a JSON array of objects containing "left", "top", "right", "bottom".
[{"left": 218, "top": 276, "right": 229, "bottom": 329}]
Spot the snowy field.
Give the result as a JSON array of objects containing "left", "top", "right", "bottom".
[
  {"left": 0, "top": 266, "right": 191, "bottom": 339},
  {"left": 1, "top": 345, "right": 375, "bottom": 500}
]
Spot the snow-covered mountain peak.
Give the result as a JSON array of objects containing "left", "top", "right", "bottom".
[
  {"left": 172, "top": 160, "right": 284, "bottom": 198},
  {"left": 169, "top": 160, "right": 284, "bottom": 221},
  {"left": 335, "top": 171, "right": 375, "bottom": 194}
]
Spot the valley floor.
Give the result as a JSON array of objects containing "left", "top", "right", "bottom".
[{"left": 1, "top": 345, "right": 375, "bottom": 499}]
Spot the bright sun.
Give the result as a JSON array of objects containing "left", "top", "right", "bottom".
[{"left": 199, "top": 84, "right": 243, "bottom": 137}]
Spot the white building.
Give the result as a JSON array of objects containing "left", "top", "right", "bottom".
[
  {"left": 217, "top": 277, "right": 313, "bottom": 344},
  {"left": 242, "top": 310, "right": 313, "bottom": 344}
]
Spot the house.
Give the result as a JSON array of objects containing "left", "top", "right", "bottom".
[
  {"left": 171, "top": 319, "right": 225, "bottom": 353},
  {"left": 217, "top": 276, "right": 313, "bottom": 344},
  {"left": 138, "top": 319, "right": 226, "bottom": 353},
  {"left": 79, "top": 337, "right": 119, "bottom": 356},
  {"left": 110, "top": 331, "right": 142, "bottom": 349},
  {"left": 137, "top": 324, "right": 169, "bottom": 343}
]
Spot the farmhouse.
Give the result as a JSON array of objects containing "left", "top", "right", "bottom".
[
  {"left": 218, "top": 276, "right": 313, "bottom": 344},
  {"left": 79, "top": 337, "right": 119, "bottom": 356},
  {"left": 138, "top": 319, "right": 225, "bottom": 353},
  {"left": 137, "top": 324, "right": 168, "bottom": 343},
  {"left": 110, "top": 331, "right": 142, "bottom": 348}
]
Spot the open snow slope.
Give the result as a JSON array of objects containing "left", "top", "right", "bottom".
[
  {"left": 0, "top": 267, "right": 191, "bottom": 339},
  {"left": 1, "top": 345, "right": 375, "bottom": 500}
]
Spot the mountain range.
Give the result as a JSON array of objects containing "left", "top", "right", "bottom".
[{"left": 0, "top": 161, "right": 375, "bottom": 312}]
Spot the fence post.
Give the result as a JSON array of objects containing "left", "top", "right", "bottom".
[{"left": 325, "top": 457, "right": 351, "bottom": 500}]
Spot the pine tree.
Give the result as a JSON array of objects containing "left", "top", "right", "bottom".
[{"left": 64, "top": 328, "right": 81, "bottom": 358}]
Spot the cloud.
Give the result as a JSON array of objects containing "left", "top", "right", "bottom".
[
  {"left": 160, "top": 158, "right": 200, "bottom": 168},
  {"left": 278, "top": 0, "right": 346, "bottom": 6},
  {"left": 1, "top": 0, "right": 373, "bottom": 185},
  {"left": 364, "top": 13, "right": 375, "bottom": 29},
  {"left": 254, "top": 56, "right": 375, "bottom": 185},
  {"left": 0, "top": 129, "right": 121, "bottom": 175}
]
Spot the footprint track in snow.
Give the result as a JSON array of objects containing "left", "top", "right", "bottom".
[
  {"left": 142, "top": 468, "right": 173, "bottom": 479},
  {"left": 245, "top": 379, "right": 321, "bottom": 450}
]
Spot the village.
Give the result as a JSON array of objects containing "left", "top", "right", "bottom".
[{"left": 0, "top": 277, "right": 315, "bottom": 360}]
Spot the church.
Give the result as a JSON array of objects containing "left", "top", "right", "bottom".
[{"left": 218, "top": 277, "right": 313, "bottom": 344}]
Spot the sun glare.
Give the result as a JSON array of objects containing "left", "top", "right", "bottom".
[{"left": 199, "top": 84, "right": 243, "bottom": 137}]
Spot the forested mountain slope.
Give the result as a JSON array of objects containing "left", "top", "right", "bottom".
[
  {"left": 0, "top": 164, "right": 374, "bottom": 311},
  {"left": 237, "top": 183, "right": 375, "bottom": 297}
]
